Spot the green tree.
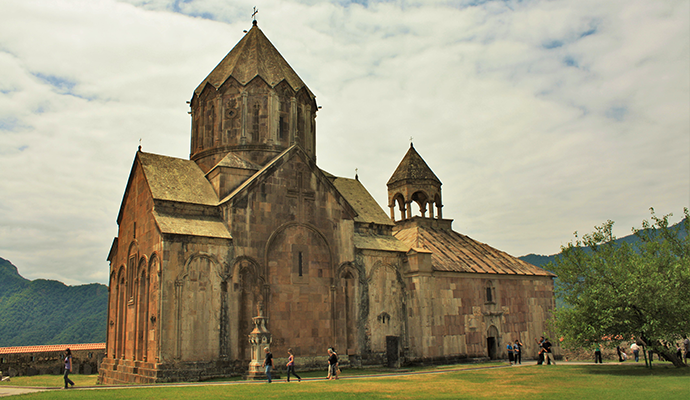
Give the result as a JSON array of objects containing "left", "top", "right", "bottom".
[{"left": 550, "top": 208, "right": 690, "bottom": 368}]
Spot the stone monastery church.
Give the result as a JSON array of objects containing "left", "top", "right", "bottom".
[{"left": 99, "top": 21, "right": 556, "bottom": 384}]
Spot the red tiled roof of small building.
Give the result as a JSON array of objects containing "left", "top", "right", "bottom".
[{"left": 0, "top": 343, "right": 105, "bottom": 355}]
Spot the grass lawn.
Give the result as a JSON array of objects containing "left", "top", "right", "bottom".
[{"left": 2, "top": 362, "right": 687, "bottom": 399}]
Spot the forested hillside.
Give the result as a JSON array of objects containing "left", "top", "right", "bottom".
[
  {"left": 519, "top": 217, "right": 688, "bottom": 268},
  {"left": 0, "top": 257, "right": 108, "bottom": 347}
]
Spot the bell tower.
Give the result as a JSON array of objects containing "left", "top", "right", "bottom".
[
  {"left": 387, "top": 143, "right": 443, "bottom": 221},
  {"left": 189, "top": 21, "right": 318, "bottom": 172}
]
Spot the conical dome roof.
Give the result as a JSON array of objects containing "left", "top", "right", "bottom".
[
  {"left": 387, "top": 144, "right": 441, "bottom": 186},
  {"left": 194, "top": 22, "right": 314, "bottom": 98}
]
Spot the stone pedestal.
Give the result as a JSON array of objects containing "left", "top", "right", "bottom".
[{"left": 245, "top": 305, "right": 278, "bottom": 380}]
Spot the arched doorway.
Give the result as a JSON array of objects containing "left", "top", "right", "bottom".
[{"left": 487, "top": 325, "right": 499, "bottom": 359}]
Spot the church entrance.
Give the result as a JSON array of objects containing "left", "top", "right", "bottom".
[
  {"left": 487, "top": 325, "right": 499, "bottom": 359},
  {"left": 386, "top": 336, "right": 400, "bottom": 368}
]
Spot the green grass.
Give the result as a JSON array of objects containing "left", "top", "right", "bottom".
[{"left": 2, "top": 362, "right": 688, "bottom": 399}]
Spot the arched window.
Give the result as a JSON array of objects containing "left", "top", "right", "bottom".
[{"left": 485, "top": 281, "right": 496, "bottom": 304}]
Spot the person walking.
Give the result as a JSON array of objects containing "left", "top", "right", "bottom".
[
  {"left": 285, "top": 348, "right": 301, "bottom": 382},
  {"left": 683, "top": 336, "right": 690, "bottom": 364},
  {"left": 63, "top": 348, "right": 74, "bottom": 389},
  {"left": 535, "top": 336, "right": 545, "bottom": 365},
  {"left": 616, "top": 345, "right": 623, "bottom": 362},
  {"left": 327, "top": 348, "right": 338, "bottom": 380},
  {"left": 630, "top": 342, "right": 640, "bottom": 362},
  {"left": 542, "top": 338, "right": 556, "bottom": 365},
  {"left": 514, "top": 339, "right": 523, "bottom": 365},
  {"left": 594, "top": 342, "right": 603, "bottom": 364},
  {"left": 506, "top": 342, "right": 514, "bottom": 366},
  {"left": 262, "top": 347, "right": 273, "bottom": 383}
]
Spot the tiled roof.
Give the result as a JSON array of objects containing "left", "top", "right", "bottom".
[
  {"left": 332, "top": 177, "right": 394, "bottom": 226},
  {"left": 138, "top": 152, "right": 218, "bottom": 206},
  {"left": 387, "top": 144, "right": 441, "bottom": 186},
  {"left": 0, "top": 343, "right": 105, "bottom": 355},
  {"left": 394, "top": 224, "right": 554, "bottom": 276},
  {"left": 195, "top": 23, "right": 313, "bottom": 98}
]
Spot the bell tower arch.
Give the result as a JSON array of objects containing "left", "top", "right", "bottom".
[{"left": 386, "top": 143, "right": 443, "bottom": 222}]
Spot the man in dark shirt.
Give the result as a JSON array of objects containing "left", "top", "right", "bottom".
[
  {"left": 327, "top": 348, "right": 338, "bottom": 380},
  {"left": 262, "top": 347, "right": 273, "bottom": 383},
  {"left": 542, "top": 338, "right": 556, "bottom": 365}
]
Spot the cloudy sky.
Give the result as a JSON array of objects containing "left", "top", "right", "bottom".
[{"left": 1, "top": 0, "right": 688, "bottom": 286}]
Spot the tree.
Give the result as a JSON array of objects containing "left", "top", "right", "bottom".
[{"left": 550, "top": 208, "right": 690, "bottom": 368}]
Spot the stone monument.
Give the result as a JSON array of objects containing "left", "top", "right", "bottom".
[{"left": 246, "top": 303, "right": 274, "bottom": 380}]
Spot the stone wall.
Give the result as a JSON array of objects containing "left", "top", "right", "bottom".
[
  {"left": 0, "top": 347, "right": 104, "bottom": 377},
  {"left": 404, "top": 272, "right": 557, "bottom": 363}
]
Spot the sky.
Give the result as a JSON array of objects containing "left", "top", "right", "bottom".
[{"left": 0, "top": 0, "right": 688, "bottom": 286}]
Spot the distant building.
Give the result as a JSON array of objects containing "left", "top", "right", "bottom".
[
  {"left": 0, "top": 343, "right": 105, "bottom": 377},
  {"left": 99, "top": 21, "right": 555, "bottom": 384}
]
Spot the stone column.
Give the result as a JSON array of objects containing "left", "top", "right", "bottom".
[
  {"left": 406, "top": 201, "right": 412, "bottom": 220},
  {"left": 429, "top": 201, "right": 435, "bottom": 219}
]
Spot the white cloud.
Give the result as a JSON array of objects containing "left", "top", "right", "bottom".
[{"left": 0, "top": 0, "right": 687, "bottom": 285}]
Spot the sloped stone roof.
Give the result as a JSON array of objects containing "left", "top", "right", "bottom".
[
  {"left": 212, "top": 152, "right": 262, "bottom": 170},
  {"left": 387, "top": 143, "right": 441, "bottom": 186},
  {"left": 138, "top": 152, "right": 218, "bottom": 205},
  {"left": 332, "top": 177, "right": 394, "bottom": 226},
  {"left": 394, "top": 223, "right": 554, "bottom": 276},
  {"left": 353, "top": 233, "right": 409, "bottom": 252},
  {"left": 153, "top": 211, "right": 231, "bottom": 239},
  {"left": 194, "top": 22, "right": 313, "bottom": 98}
]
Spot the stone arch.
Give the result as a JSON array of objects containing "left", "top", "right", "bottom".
[
  {"left": 264, "top": 222, "right": 334, "bottom": 279},
  {"left": 146, "top": 253, "right": 160, "bottom": 362},
  {"left": 367, "top": 262, "right": 407, "bottom": 354},
  {"left": 205, "top": 103, "right": 215, "bottom": 148},
  {"left": 390, "top": 192, "right": 406, "bottom": 221},
  {"left": 115, "top": 265, "right": 127, "bottom": 360},
  {"left": 484, "top": 280, "right": 497, "bottom": 304},
  {"left": 135, "top": 257, "right": 149, "bottom": 361},
  {"left": 410, "top": 190, "right": 429, "bottom": 217},
  {"left": 227, "top": 256, "right": 263, "bottom": 361},
  {"left": 487, "top": 325, "right": 499, "bottom": 359},
  {"left": 174, "top": 253, "right": 223, "bottom": 361},
  {"left": 264, "top": 222, "right": 334, "bottom": 357},
  {"left": 336, "top": 262, "right": 361, "bottom": 354},
  {"left": 126, "top": 241, "right": 139, "bottom": 301}
]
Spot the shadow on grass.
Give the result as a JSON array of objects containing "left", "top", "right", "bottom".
[{"left": 578, "top": 363, "right": 690, "bottom": 377}]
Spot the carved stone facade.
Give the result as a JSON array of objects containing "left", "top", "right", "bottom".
[{"left": 98, "top": 22, "right": 556, "bottom": 384}]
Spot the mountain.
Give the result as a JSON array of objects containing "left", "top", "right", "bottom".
[
  {"left": 0, "top": 257, "right": 108, "bottom": 347},
  {"left": 519, "top": 218, "right": 688, "bottom": 269}
]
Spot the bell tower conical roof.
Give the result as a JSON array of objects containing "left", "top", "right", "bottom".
[
  {"left": 194, "top": 21, "right": 314, "bottom": 99},
  {"left": 387, "top": 143, "right": 441, "bottom": 186},
  {"left": 387, "top": 143, "right": 443, "bottom": 222}
]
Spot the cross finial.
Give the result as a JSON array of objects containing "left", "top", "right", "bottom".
[
  {"left": 252, "top": 7, "right": 259, "bottom": 23},
  {"left": 355, "top": 168, "right": 359, "bottom": 181},
  {"left": 409, "top": 136, "right": 414, "bottom": 147},
  {"left": 138, "top": 138, "right": 142, "bottom": 152}
]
